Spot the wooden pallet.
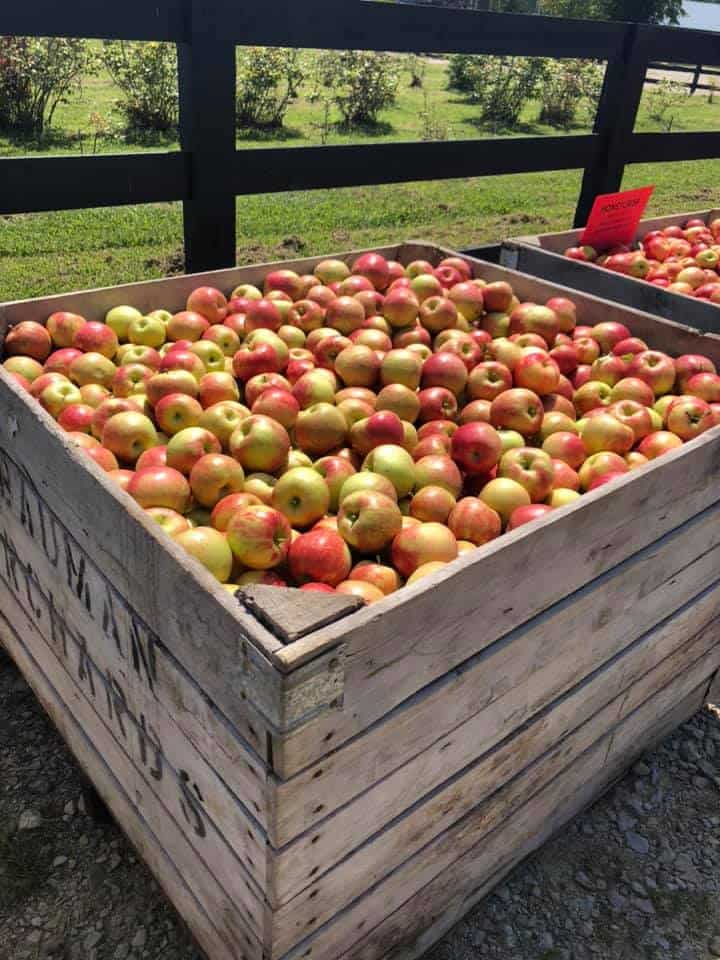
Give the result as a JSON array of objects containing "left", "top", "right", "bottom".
[
  {"left": 500, "top": 207, "right": 720, "bottom": 333},
  {"left": 1, "top": 243, "right": 719, "bottom": 960}
]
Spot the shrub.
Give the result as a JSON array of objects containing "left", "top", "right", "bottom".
[
  {"left": 236, "top": 47, "right": 303, "bottom": 129},
  {"left": 466, "top": 56, "right": 546, "bottom": 129},
  {"left": 0, "top": 37, "right": 94, "bottom": 137},
  {"left": 407, "top": 55, "right": 426, "bottom": 89},
  {"left": 538, "top": 59, "right": 605, "bottom": 128},
  {"left": 315, "top": 51, "right": 399, "bottom": 127},
  {"left": 447, "top": 54, "right": 478, "bottom": 93},
  {"left": 103, "top": 41, "right": 178, "bottom": 135},
  {"left": 645, "top": 77, "right": 687, "bottom": 132}
]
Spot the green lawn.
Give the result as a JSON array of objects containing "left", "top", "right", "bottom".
[{"left": 1, "top": 55, "right": 718, "bottom": 302}]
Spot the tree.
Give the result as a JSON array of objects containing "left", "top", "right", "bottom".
[{"left": 537, "top": 0, "right": 685, "bottom": 23}]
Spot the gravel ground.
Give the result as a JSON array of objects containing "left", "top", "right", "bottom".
[{"left": 2, "top": 645, "right": 720, "bottom": 960}]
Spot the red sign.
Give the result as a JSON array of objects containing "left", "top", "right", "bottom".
[{"left": 580, "top": 186, "right": 655, "bottom": 250}]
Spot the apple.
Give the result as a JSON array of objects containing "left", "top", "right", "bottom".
[
  {"left": 498, "top": 447, "right": 554, "bottom": 502},
  {"left": 413, "top": 454, "right": 463, "bottom": 497},
  {"left": 146, "top": 371, "right": 199, "bottom": 406},
  {"left": 612, "top": 337, "right": 648, "bottom": 358},
  {"left": 160, "top": 348, "right": 206, "bottom": 380},
  {"left": 209, "top": 492, "right": 262, "bottom": 532},
  {"left": 313, "top": 259, "right": 351, "bottom": 285},
  {"left": 590, "top": 322, "right": 631, "bottom": 353},
  {"left": 580, "top": 413, "right": 635, "bottom": 455},
  {"left": 434, "top": 265, "right": 464, "bottom": 289},
  {"left": 127, "top": 315, "right": 166, "bottom": 349},
  {"left": 573, "top": 380, "right": 613, "bottom": 415},
  {"left": 480, "top": 281, "right": 512, "bottom": 313},
  {"left": 5, "top": 321, "right": 53, "bottom": 362},
  {"left": 112, "top": 363, "right": 153, "bottom": 398},
  {"left": 578, "top": 452, "right": 629, "bottom": 490},
  {"left": 381, "top": 349, "right": 423, "bottom": 390},
  {"left": 350, "top": 410, "right": 405, "bottom": 456},
  {"left": 270, "top": 466, "right": 330, "bottom": 528},
  {"left": 466, "top": 361, "right": 512, "bottom": 402},
  {"left": 47, "top": 311, "right": 86, "bottom": 348},
  {"left": 228, "top": 415, "right": 290, "bottom": 473},
  {"left": 127, "top": 466, "right": 190, "bottom": 512},
  {"left": 409, "top": 485, "right": 456, "bottom": 524},
  {"left": 490, "top": 388, "right": 543, "bottom": 437},
  {"left": 174, "top": 527, "right": 232, "bottom": 583},
  {"left": 101, "top": 411, "right": 158, "bottom": 463},
  {"left": 337, "top": 490, "right": 402, "bottom": 552},
  {"left": 539, "top": 412, "right": 577, "bottom": 440},
  {"left": 349, "top": 562, "right": 400, "bottom": 595},
  {"left": 69, "top": 352, "right": 117, "bottom": 389},
  {"left": 202, "top": 325, "right": 241, "bottom": 358},
  {"left": 444, "top": 497, "right": 500, "bottom": 546},
  {"left": 542, "top": 431, "right": 586, "bottom": 469},
  {"left": 188, "top": 453, "right": 245, "bottom": 508},
  {"left": 606, "top": 400, "right": 653, "bottom": 442},
  {"left": 186, "top": 286, "right": 228, "bottom": 324},
  {"left": 145, "top": 507, "right": 192, "bottom": 537},
  {"left": 507, "top": 504, "right": 554, "bottom": 530},
  {"left": 167, "top": 311, "right": 210, "bottom": 342},
  {"left": 288, "top": 528, "right": 352, "bottom": 585},
  {"left": 685, "top": 372, "right": 720, "bottom": 403},
  {"left": 447, "top": 282, "right": 484, "bottom": 322},
  {"left": 339, "top": 472, "right": 398, "bottom": 505},
  {"left": 417, "top": 387, "right": 458, "bottom": 424},
  {"left": 391, "top": 522, "right": 458, "bottom": 577},
  {"left": 153, "top": 393, "right": 203, "bottom": 435},
  {"left": 38, "top": 381, "right": 83, "bottom": 418},
  {"left": 628, "top": 351, "right": 676, "bottom": 396},
  {"left": 479, "top": 477, "right": 531, "bottom": 525},
  {"left": 190, "top": 341, "right": 225, "bottom": 373},
  {"left": 550, "top": 458, "right": 580, "bottom": 491},
  {"left": 56, "top": 402, "right": 95, "bottom": 434},
  {"left": 334, "top": 345, "right": 380, "bottom": 388},
  {"left": 335, "top": 580, "right": 385, "bottom": 603},
  {"left": 590, "top": 354, "right": 627, "bottom": 387},
  {"left": 4, "top": 355, "right": 44, "bottom": 383},
  {"left": 513, "top": 352, "right": 560, "bottom": 395},
  {"left": 362, "top": 444, "right": 416, "bottom": 498},
  {"left": 136, "top": 446, "right": 168, "bottom": 470},
  {"left": 609, "top": 377, "right": 655, "bottom": 406},
  {"left": 666, "top": 396, "right": 714, "bottom": 440},
  {"left": 547, "top": 488, "right": 581, "bottom": 507},
  {"left": 116, "top": 344, "right": 161, "bottom": 369},
  {"left": 225, "top": 504, "right": 291, "bottom": 570},
  {"left": 196, "top": 371, "right": 239, "bottom": 409},
  {"left": 72, "top": 321, "right": 119, "bottom": 358},
  {"left": 419, "top": 297, "right": 458, "bottom": 334},
  {"left": 197, "top": 400, "right": 249, "bottom": 448},
  {"left": 372, "top": 384, "right": 419, "bottom": 424},
  {"left": 293, "top": 403, "right": 346, "bottom": 456},
  {"left": 44, "top": 348, "right": 83, "bottom": 378},
  {"left": 84, "top": 445, "right": 119, "bottom": 472},
  {"left": 509, "top": 304, "right": 559, "bottom": 347}
]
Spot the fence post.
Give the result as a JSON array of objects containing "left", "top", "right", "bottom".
[
  {"left": 178, "top": 0, "right": 237, "bottom": 274},
  {"left": 692, "top": 63, "right": 702, "bottom": 94},
  {"left": 574, "top": 24, "right": 650, "bottom": 228}
]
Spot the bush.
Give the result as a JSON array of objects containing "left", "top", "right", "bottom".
[
  {"left": 466, "top": 56, "right": 546, "bottom": 129},
  {"left": 236, "top": 47, "right": 303, "bottom": 129},
  {"left": 447, "top": 54, "right": 478, "bottom": 93},
  {"left": 538, "top": 59, "right": 605, "bottom": 128},
  {"left": 645, "top": 77, "right": 687, "bottom": 132},
  {"left": 103, "top": 41, "right": 178, "bottom": 135},
  {"left": 0, "top": 37, "right": 94, "bottom": 137},
  {"left": 315, "top": 51, "right": 399, "bottom": 127}
]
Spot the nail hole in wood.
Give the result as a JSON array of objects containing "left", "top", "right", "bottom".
[
  {"left": 312, "top": 769, "right": 323, "bottom": 779},
  {"left": 314, "top": 804, "right": 325, "bottom": 814},
  {"left": 311, "top": 835, "right": 320, "bottom": 845}
]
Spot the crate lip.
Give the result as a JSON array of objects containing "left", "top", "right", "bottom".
[{"left": 2, "top": 241, "right": 719, "bottom": 678}]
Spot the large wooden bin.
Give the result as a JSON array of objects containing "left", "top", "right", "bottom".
[
  {"left": 501, "top": 208, "right": 720, "bottom": 334},
  {"left": 1, "top": 243, "right": 719, "bottom": 960}
]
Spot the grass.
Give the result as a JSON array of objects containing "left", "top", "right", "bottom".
[{"left": 0, "top": 54, "right": 718, "bottom": 302}]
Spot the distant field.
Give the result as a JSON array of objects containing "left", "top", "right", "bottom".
[{"left": 1, "top": 53, "right": 718, "bottom": 302}]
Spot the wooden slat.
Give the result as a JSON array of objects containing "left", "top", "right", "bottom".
[
  {"left": 268, "top": 592, "right": 720, "bottom": 950},
  {"left": 269, "top": 504, "right": 720, "bottom": 853},
  {"left": 0, "top": 601, "right": 262, "bottom": 960},
  {"left": 335, "top": 683, "right": 707, "bottom": 960},
  {"left": 628, "top": 132, "right": 720, "bottom": 164},
  {"left": 644, "top": 23, "right": 720, "bottom": 68},
  {"left": 278, "top": 658, "right": 714, "bottom": 960},
  {"left": 0, "top": 0, "right": 184, "bottom": 41},
  {"left": 0, "top": 154, "right": 187, "bottom": 216},
  {"left": 224, "top": 1, "right": 626, "bottom": 57},
  {"left": 232, "top": 137, "right": 597, "bottom": 196}
]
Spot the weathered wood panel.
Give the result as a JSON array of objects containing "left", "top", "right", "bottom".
[
  {"left": 0, "top": 599, "right": 263, "bottom": 960},
  {"left": 336, "top": 684, "right": 708, "bottom": 960},
  {"left": 279, "top": 660, "right": 714, "bottom": 960},
  {"left": 268, "top": 573, "right": 720, "bottom": 916}
]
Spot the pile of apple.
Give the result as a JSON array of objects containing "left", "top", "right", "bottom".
[
  {"left": 4, "top": 251, "right": 720, "bottom": 605},
  {"left": 565, "top": 216, "right": 720, "bottom": 303}
]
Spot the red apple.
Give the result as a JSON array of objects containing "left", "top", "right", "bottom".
[
  {"left": 226, "top": 504, "right": 292, "bottom": 570},
  {"left": 542, "top": 431, "right": 586, "bottom": 470},
  {"left": 338, "top": 490, "right": 402, "bottom": 552},
  {"left": 498, "top": 447, "right": 554, "bottom": 502},
  {"left": 288, "top": 529, "right": 352, "bottom": 585},
  {"left": 155, "top": 393, "right": 203, "bottom": 435},
  {"left": 101, "top": 411, "right": 158, "bottom": 463},
  {"left": 5, "top": 321, "right": 53, "bottom": 362},
  {"left": 390, "top": 522, "right": 458, "bottom": 578},
  {"left": 507, "top": 504, "right": 554, "bottom": 530},
  {"left": 186, "top": 286, "right": 228, "bottom": 324},
  {"left": 127, "top": 466, "right": 190, "bottom": 512},
  {"left": 190, "top": 453, "right": 245, "bottom": 507},
  {"left": 490, "top": 388, "right": 543, "bottom": 437},
  {"left": 666, "top": 396, "right": 715, "bottom": 440}
]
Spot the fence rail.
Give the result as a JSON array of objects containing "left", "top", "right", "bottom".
[
  {"left": 646, "top": 60, "right": 720, "bottom": 94},
  {"left": 1, "top": 1, "right": 719, "bottom": 273}
]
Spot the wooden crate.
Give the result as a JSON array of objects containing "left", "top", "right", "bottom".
[
  {"left": 1, "top": 243, "right": 720, "bottom": 960},
  {"left": 500, "top": 207, "right": 720, "bottom": 334}
]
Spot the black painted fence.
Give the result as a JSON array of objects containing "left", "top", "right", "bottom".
[{"left": 1, "top": 1, "right": 719, "bottom": 274}]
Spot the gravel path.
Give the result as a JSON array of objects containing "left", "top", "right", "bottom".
[{"left": 2, "top": 645, "right": 720, "bottom": 960}]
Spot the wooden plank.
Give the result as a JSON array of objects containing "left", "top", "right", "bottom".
[
  {"left": 269, "top": 506, "right": 720, "bottom": 853},
  {"left": 628, "top": 132, "right": 720, "bottom": 165},
  {"left": 0, "top": 601, "right": 263, "bottom": 960},
  {"left": 0, "top": 155, "right": 187, "bottom": 216},
  {"left": 709, "top": 670, "right": 720, "bottom": 706},
  {"left": 0, "top": 452, "right": 270, "bottom": 889},
  {"left": 231, "top": 137, "right": 598, "bottom": 196},
  {"left": 271, "top": 428, "right": 720, "bottom": 777},
  {"left": 224, "top": 1, "right": 626, "bottom": 58},
  {"left": 0, "top": 373, "right": 314, "bottom": 734},
  {"left": 0, "top": 0, "right": 184, "bottom": 41},
  {"left": 178, "top": 1, "right": 237, "bottom": 273},
  {"left": 239, "top": 586, "right": 362, "bottom": 646},
  {"left": 575, "top": 24, "right": 650, "bottom": 225},
  {"left": 268, "top": 599, "right": 720, "bottom": 951},
  {"left": 279, "top": 660, "right": 712, "bottom": 960},
  {"left": 337, "top": 685, "right": 706, "bottom": 960}
]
